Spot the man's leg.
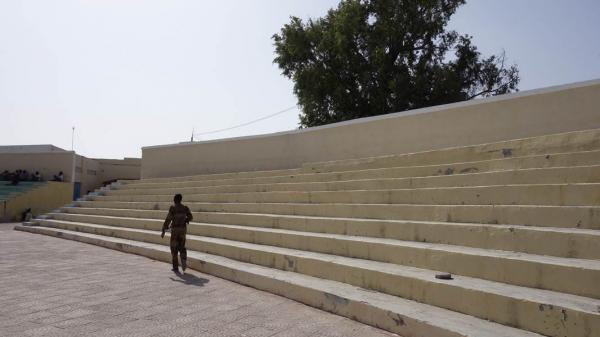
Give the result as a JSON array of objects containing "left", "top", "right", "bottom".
[
  {"left": 170, "top": 234, "right": 179, "bottom": 271},
  {"left": 179, "top": 232, "right": 187, "bottom": 272}
]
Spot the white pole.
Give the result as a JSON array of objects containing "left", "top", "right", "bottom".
[{"left": 71, "top": 126, "right": 75, "bottom": 151}]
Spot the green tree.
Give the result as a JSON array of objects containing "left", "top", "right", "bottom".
[{"left": 273, "top": 0, "right": 519, "bottom": 128}]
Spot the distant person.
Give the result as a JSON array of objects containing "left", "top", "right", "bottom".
[
  {"left": 33, "top": 171, "right": 41, "bottom": 182},
  {"left": 20, "top": 170, "right": 29, "bottom": 181},
  {"left": 53, "top": 171, "right": 64, "bottom": 182},
  {"left": 161, "top": 194, "right": 193, "bottom": 273},
  {"left": 1, "top": 170, "right": 9, "bottom": 180},
  {"left": 6, "top": 170, "right": 21, "bottom": 186},
  {"left": 7, "top": 171, "right": 19, "bottom": 186}
]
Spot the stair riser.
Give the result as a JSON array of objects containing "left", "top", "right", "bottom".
[
  {"left": 95, "top": 184, "right": 600, "bottom": 207},
  {"left": 105, "top": 166, "right": 600, "bottom": 196},
  {"left": 141, "top": 168, "right": 303, "bottom": 185},
  {"left": 15, "top": 226, "right": 466, "bottom": 337},
  {"left": 304, "top": 129, "right": 600, "bottom": 173},
  {"left": 71, "top": 202, "right": 600, "bottom": 230},
  {"left": 51, "top": 212, "right": 600, "bottom": 260},
  {"left": 34, "top": 220, "right": 600, "bottom": 337},
  {"left": 123, "top": 151, "right": 600, "bottom": 190}
]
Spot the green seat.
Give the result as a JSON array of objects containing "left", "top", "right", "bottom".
[{"left": 0, "top": 182, "right": 45, "bottom": 201}]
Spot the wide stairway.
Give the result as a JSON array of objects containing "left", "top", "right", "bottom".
[{"left": 15, "top": 128, "right": 600, "bottom": 337}]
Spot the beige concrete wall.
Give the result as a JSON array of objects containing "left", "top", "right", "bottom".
[
  {"left": 97, "top": 158, "right": 141, "bottom": 183},
  {"left": 76, "top": 157, "right": 141, "bottom": 194},
  {"left": 0, "top": 182, "right": 73, "bottom": 222},
  {"left": 141, "top": 79, "right": 599, "bottom": 178},
  {"left": 74, "top": 155, "right": 102, "bottom": 195},
  {"left": 0, "top": 152, "right": 75, "bottom": 182}
]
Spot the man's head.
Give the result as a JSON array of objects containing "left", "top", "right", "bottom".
[{"left": 174, "top": 194, "right": 183, "bottom": 204}]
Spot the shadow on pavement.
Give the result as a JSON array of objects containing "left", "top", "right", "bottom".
[{"left": 170, "top": 272, "right": 210, "bottom": 287}]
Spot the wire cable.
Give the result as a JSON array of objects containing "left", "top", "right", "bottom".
[{"left": 192, "top": 105, "right": 297, "bottom": 137}]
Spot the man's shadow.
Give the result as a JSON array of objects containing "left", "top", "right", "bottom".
[{"left": 170, "top": 271, "right": 210, "bottom": 287}]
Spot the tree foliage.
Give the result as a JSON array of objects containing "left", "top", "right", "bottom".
[{"left": 273, "top": 0, "right": 520, "bottom": 128}]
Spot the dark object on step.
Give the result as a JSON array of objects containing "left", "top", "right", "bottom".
[{"left": 435, "top": 273, "right": 453, "bottom": 280}]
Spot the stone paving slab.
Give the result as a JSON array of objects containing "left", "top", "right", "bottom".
[{"left": 0, "top": 223, "right": 397, "bottom": 337}]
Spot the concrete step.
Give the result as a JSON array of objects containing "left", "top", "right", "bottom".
[
  {"left": 50, "top": 212, "right": 600, "bottom": 260},
  {"left": 122, "top": 150, "right": 600, "bottom": 190},
  {"left": 14, "top": 225, "right": 542, "bottom": 337},
  {"left": 140, "top": 167, "right": 304, "bottom": 184},
  {"left": 303, "top": 128, "right": 600, "bottom": 173},
  {"left": 105, "top": 165, "right": 600, "bottom": 196},
  {"left": 39, "top": 218, "right": 600, "bottom": 300},
  {"left": 71, "top": 201, "right": 600, "bottom": 230},
  {"left": 94, "top": 183, "right": 600, "bottom": 207}
]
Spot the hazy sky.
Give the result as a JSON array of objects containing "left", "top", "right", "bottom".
[{"left": 1, "top": 0, "right": 599, "bottom": 159}]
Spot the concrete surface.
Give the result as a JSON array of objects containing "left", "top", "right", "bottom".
[{"left": 0, "top": 223, "right": 396, "bottom": 337}]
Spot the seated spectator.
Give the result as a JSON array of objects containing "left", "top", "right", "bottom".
[
  {"left": 21, "top": 208, "right": 32, "bottom": 222},
  {"left": 7, "top": 172, "right": 19, "bottom": 186},
  {"left": 19, "top": 170, "right": 29, "bottom": 181},
  {"left": 33, "top": 171, "right": 41, "bottom": 182},
  {"left": 53, "top": 171, "right": 64, "bottom": 182},
  {"left": 0, "top": 170, "right": 9, "bottom": 181}
]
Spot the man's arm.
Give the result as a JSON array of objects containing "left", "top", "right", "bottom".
[
  {"left": 161, "top": 207, "right": 174, "bottom": 238},
  {"left": 185, "top": 206, "right": 193, "bottom": 224}
]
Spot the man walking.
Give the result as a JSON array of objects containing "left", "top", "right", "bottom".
[{"left": 161, "top": 194, "right": 193, "bottom": 273}]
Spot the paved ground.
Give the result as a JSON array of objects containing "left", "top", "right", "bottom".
[{"left": 0, "top": 223, "right": 397, "bottom": 337}]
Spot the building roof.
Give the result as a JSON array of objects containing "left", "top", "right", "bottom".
[{"left": 0, "top": 144, "right": 67, "bottom": 153}]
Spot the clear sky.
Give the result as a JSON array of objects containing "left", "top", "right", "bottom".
[{"left": 1, "top": 0, "right": 599, "bottom": 159}]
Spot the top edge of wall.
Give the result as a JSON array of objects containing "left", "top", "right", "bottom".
[{"left": 0, "top": 151, "right": 76, "bottom": 155}]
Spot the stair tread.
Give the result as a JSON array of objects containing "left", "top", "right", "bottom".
[
  {"left": 103, "top": 182, "right": 600, "bottom": 195},
  {"left": 14, "top": 224, "right": 544, "bottom": 337},
  {"left": 39, "top": 219, "right": 600, "bottom": 314}
]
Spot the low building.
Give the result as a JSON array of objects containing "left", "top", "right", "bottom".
[{"left": 0, "top": 145, "right": 140, "bottom": 199}]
